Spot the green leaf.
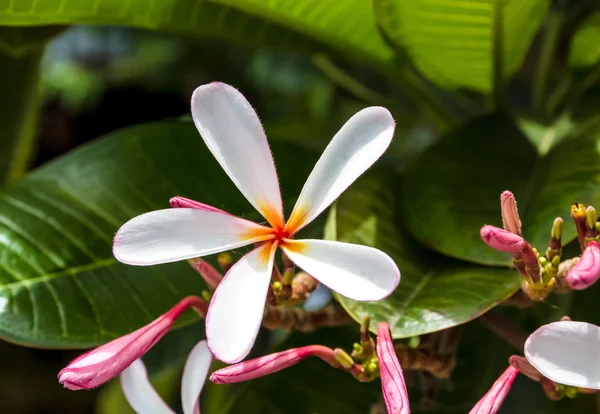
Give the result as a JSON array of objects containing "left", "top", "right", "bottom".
[
  {"left": 401, "top": 113, "right": 600, "bottom": 266},
  {"left": 0, "top": 121, "right": 317, "bottom": 348},
  {"left": 329, "top": 170, "right": 520, "bottom": 338},
  {"left": 373, "top": 0, "right": 549, "bottom": 92},
  {"left": 0, "top": 27, "right": 63, "bottom": 185},
  {"left": 0, "top": 1, "right": 357, "bottom": 58},
  {"left": 209, "top": 0, "right": 393, "bottom": 63},
  {"left": 570, "top": 12, "right": 600, "bottom": 68}
]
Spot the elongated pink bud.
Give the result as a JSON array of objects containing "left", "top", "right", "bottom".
[
  {"left": 58, "top": 296, "right": 207, "bottom": 390},
  {"left": 480, "top": 225, "right": 527, "bottom": 253},
  {"left": 170, "top": 196, "right": 225, "bottom": 213},
  {"left": 567, "top": 241, "right": 600, "bottom": 290},
  {"left": 192, "top": 259, "right": 223, "bottom": 289},
  {"left": 377, "top": 322, "right": 410, "bottom": 414},
  {"left": 501, "top": 191, "right": 522, "bottom": 236},
  {"left": 469, "top": 366, "right": 518, "bottom": 414},
  {"left": 210, "top": 345, "right": 336, "bottom": 384}
]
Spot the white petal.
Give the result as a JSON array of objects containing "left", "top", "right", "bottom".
[
  {"left": 181, "top": 340, "right": 212, "bottom": 414},
  {"left": 282, "top": 239, "right": 400, "bottom": 301},
  {"left": 120, "top": 359, "right": 175, "bottom": 414},
  {"left": 525, "top": 321, "right": 600, "bottom": 389},
  {"left": 286, "top": 107, "right": 395, "bottom": 234},
  {"left": 191, "top": 83, "right": 284, "bottom": 228},
  {"left": 114, "top": 208, "right": 271, "bottom": 266},
  {"left": 206, "top": 243, "right": 276, "bottom": 363}
]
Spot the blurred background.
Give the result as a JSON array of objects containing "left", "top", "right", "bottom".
[{"left": 1, "top": 0, "right": 600, "bottom": 412}]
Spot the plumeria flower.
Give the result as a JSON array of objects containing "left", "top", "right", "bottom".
[
  {"left": 121, "top": 340, "right": 212, "bottom": 414},
  {"left": 113, "top": 82, "right": 400, "bottom": 363},
  {"left": 525, "top": 320, "right": 600, "bottom": 390},
  {"left": 58, "top": 296, "right": 207, "bottom": 390},
  {"left": 210, "top": 322, "right": 410, "bottom": 414}
]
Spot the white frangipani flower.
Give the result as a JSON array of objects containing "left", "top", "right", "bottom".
[
  {"left": 113, "top": 82, "right": 400, "bottom": 363},
  {"left": 525, "top": 320, "right": 600, "bottom": 389},
  {"left": 121, "top": 340, "right": 212, "bottom": 414}
]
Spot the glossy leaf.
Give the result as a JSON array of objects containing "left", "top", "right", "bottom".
[
  {"left": 0, "top": 121, "right": 316, "bottom": 347},
  {"left": 0, "top": 0, "right": 392, "bottom": 63},
  {"left": 209, "top": 0, "right": 393, "bottom": 62},
  {"left": 570, "top": 12, "right": 600, "bottom": 68},
  {"left": 373, "top": 0, "right": 549, "bottom": 92},
  {"left": 329, "top": 171, "right": 520, "bottom": 338},
  {"left": 402, "top": 113, "right": 600, "bottom": 266}
]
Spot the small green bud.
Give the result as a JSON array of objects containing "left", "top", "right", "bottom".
[
  {"left": 334, "top": 349, "right": 355, "bottom": 369},
  {"left": 564, "top": 386, "right": 578, "bottom": 399},
  {"left": 201, "top": 290, "right": 212, "bottom": 302},
  {"left": 283, "top": 269, "right": 295, "bottom": 285},
  {"left": 272, "top": 281, "right": 282, "bottom": 295},
  {"left": 539, "top": 256, "right": 548, "bottom": 266},
  {"left": 366, "top": 361, "right": 378, "bottom": 373}
]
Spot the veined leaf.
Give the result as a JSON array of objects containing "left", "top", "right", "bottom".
[
  {"left": 0, "top": 121, "right": 316, "bottom": 347},
  {"left": 329, "top": 171, "right": 520, "bottom": 338},
  {"left": 0, "top": 0, "right": 384, "bottom": 61},
  {"left": 209, "top": 0, "right": 394, "bottom": 63},
  {"left": 401, "top": 113, "right": 600, "bottom": 265},
  {"left": 373, "top": 0, "right": 550, "bottom": 92}
]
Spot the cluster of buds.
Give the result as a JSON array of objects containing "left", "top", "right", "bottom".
[
  {"left": 480, "top": 191, "right": 600, "bottom": 301},
  {"left": 187, "top": 238, "right": 353, "bottom": 334},
  {"left": 211, "top": 317, "right": 410, "bottom": 413}
]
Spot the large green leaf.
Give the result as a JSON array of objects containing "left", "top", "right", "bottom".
[
  {"left": 329, "top": 171, "right": 520, "bottom": 338},
  {"left": 209, "top": 0, "right": 393, "bottom": 63},
  {"left": 401, "top": 113, "right": 600, "bottom": 266},
  {"left": 0, "top": 27, "right": 63, "bottom": 185},
  {"left": 570, "top": 12, "right": 600, "bottom": 68},
  {"left": 0, "top": 121, "right": 317, "bottom": 348},
  {"left": 373, "top": 0, "right": 549, "bottom": 92},
  {"left": 0, "top": 0, "right": 395, "bottom": 63}
]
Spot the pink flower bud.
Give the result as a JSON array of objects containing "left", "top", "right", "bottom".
[
  {"left": 509, "top": 355, "right": 542, "bottom": 382},
  {"left": 210, "top": 345, "right": 336, "bottom": 384},
  {"left": 469, "top": 366, "right": 518, "bottom": 414},
  {"left": 500, "top": 191, "right": 522, "bottom": 235},
  {"left": 376, "top": 322, "right": 410, "bottom": 414},
  {"left": 170, "top": 196, "right": 225, "bottom": 213},
  {"left": 480, "top": 225, "right": 527, "bottom": 254},
  {"left": 58, "top": 296, "right": 207, "bottom": 390},
  {"left": 192, "top": 259, "right": 223, "bottom": 289},
  {"left": 567, "top": 241, "right": 600, "bottom": 290}
]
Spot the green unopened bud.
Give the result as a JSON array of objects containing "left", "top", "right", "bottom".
[
  {"left": 334, "top": 348, "right": 355, "bottom": 369},
  {"left": 552, "top": 217, "right": 563, "bottom": 240},
  {"left": 217, "top": 252, "right": 233, "bottom": 272},
  {"left": 366, "top": 361, "right": 378, "bottom": 373},
  {"left": 201, "top": 290, "right": 212, "bottom": 302},
  {"left": 272, "top": 281, "right": 282, "bottom": 296},
  {"left": 283, "top": 269, "right": 295, "bottom": 285},
  {"left": 564, "top": 386, "right": 578, "bottom": 399},
  {"left": 408, "top": 336, "right": 420, "bottom": 349},
  {"left": 586, "top": 206, "right": 597, "bottom": 230},
  {"left": 539, "top": 256, "right": 548, "bottom": 266}
]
